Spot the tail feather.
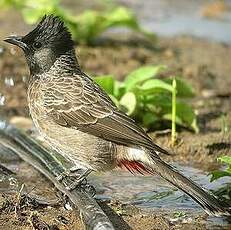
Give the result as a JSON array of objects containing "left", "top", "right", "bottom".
[{"left": 147, "top": 156, "right": 231, "bottom": 216}]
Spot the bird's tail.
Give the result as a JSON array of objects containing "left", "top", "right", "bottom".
[
  {"left": 146, "top": 156, "right": 231, "bottom": 216},
  {"left": 117, "top": 148, "right": 230, "bottom": 216}
]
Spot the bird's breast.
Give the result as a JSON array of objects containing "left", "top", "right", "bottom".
[
  {"left": 27, "top": 79, "right": 118, "bottom": 171},
  {"left": 27, "top": 80, "right": 46, "bottom": 128}
]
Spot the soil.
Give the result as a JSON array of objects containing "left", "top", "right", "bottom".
[
  {"left": 0, "top": 11, "right": 231, "bottom": 230},
  {"left": 0, "top": 162, "right": 219, "bottom": 230}
]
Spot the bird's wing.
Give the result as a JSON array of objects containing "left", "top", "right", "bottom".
[{"left": 43, "top": 73, "right": 169, "bottom": 156}]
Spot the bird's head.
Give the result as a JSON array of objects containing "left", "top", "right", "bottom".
[{"left": 4, "top": 15, "right": 75, "bottom": 75}]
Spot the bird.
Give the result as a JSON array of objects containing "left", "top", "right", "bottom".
[{"left": 4, "top": 15, "right": 230, "bottom": 217}]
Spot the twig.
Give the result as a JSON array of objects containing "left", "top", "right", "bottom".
[{"left": 0, "top": 120, "right": 114, "bottom": 230}]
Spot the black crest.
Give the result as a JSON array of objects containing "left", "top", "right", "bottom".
[{"left": 22, "top": 15, "right": 74, "bottom": 47}]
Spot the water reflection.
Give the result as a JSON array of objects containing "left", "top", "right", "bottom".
[
  {"left": 4, "top": 77, "right": 15, "bottom": 87},
  {"left": 0, "top": 95, "right": 5, "bottom": 106}
]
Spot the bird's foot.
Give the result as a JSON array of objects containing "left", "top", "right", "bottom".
[
  {"left": 56, "top": 167, "right": 93, "bottom": 192},
  {"left": 56, "top": 167, "right": 84, "bottom": 181},
  {"left": 66, "top": 177, "right": 96, "bottom": 197},
  {"left": 82, "top": 183, "right": 96, "bottom": 197},
  {"left": 56, "top": 170, "right": 70, "bottom": 181}
]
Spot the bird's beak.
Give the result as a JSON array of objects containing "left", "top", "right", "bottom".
[{"left": 3, "top": 35, "right": 28, "bottom": 50}]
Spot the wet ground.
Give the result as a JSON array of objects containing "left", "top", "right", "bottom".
[
  {"left": 0, "top": 1, "right": 231, "bottom": 229},
  {"left": 116, "top": 0, "right": 231, "bottom": 43}
]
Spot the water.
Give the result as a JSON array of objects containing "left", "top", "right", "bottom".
[
  {"left": 115, "top": 0, "right": 231, "bottom": 43},
  {"left": 93, "top": 164, "right": 230, "bottom": 210},
  {"left": 92, "top": 164, "right": 231, "bottom": 228},
  {"left": 0, "top": 56, "right": 28, "bottom": 119}
]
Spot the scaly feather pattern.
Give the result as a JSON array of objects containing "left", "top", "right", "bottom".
[{"left": 41, "top": 53, "right": 170, "bottom": 156}]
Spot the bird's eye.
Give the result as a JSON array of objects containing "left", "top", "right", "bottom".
[{"left": 33, "top": 42, "right": 42, "bottom": 49}]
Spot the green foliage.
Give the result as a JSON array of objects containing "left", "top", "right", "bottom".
[
  {"left": 124, "top": 65, "right": 166, "bottom": 91},
  {"left": 209, "top": 156, "right": 231, "bottom": 202},
  {"left": 210, "top": 156, "right": 231, "bottom": 182},
  {"left": 0, "top": 0, "right": 155, "bottom": 44},
  {"left": 92, "top": 75, "right": 114, "bottom": 94},
  {"left": 94, "top": 65, "right": 198, "bottom": 132},
  {"left": 173, "top": 211, "right": 187, "bottom": 218}
]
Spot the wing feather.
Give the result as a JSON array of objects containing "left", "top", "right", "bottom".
[{"left": 43, "top": 73, "right": 169, "bottom": 155}]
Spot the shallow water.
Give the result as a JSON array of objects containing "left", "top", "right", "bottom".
[
  {"left": 92, "top": 164, "right": 231, "bottom": 228},
  {"left": 93, "top": 164, "right": 230, "bottom": 209}
]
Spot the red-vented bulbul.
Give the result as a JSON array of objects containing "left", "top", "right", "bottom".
[{"left": 4, "top": 15, "right": 231, "bottom": 216}]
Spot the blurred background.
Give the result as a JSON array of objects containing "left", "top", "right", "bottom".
[
  {"left": 1, "top": 0, "right": 231, "bottom": 119},
  {"left": 0, "top": 1, "right": 231, "bottom": 229},
  {"left": 1, "top": 0, "right": 231, "bottom": 120}
]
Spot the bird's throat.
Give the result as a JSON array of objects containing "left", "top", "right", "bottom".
[{"left": 28, "top": 49, "right": 78, "bottom": 76}]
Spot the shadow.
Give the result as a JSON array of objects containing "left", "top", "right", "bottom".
[
  {"left": 197, "top": 111, "right": 223, "bottom": 133},
  {"left": 206, "top": 142, "right": 231, "bottom": 154},
  {"left": 80, "top": 36, "right": 162, "bottom": 53},
  {"left": 98, "top": 201, "right": 132, "bottom": 230},
  {"left": 0, "top": 163, "right": 15, "bottom": 176}
]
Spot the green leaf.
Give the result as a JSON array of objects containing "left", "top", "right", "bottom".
[
  {"left": 175, "top": 101, "right": 198, "bottom": 132},
  {"left": 3, "top": 1, "right": 154, "bottom": 44},
  {"left": 144, "top": 94, "right": 172, "bottom": 117},
  {"left": 0, "top": 0, "right": 26, "bottom": 9},
  {"left": 209, "top": 170, "right": 231, "bottom": 182},
  {"left": 144, "top": 94, "right": 172, "bottom": 107},
  {"left": 218, "top": 156, "right": 231, "bottom": 173},
  {"left": 209, "top": 155, "right": 231, "bottom": 185},
  {"left": 138, "top": 79, "right": 173, "bottom": 94},
  {"left": 102, "top": 7, "right": 139, "bottom": 30},
  {"left": 173, "top": 211, "right": 187, "bottom": 218},
  {"left": 94, "top": 75, "right": 115, "bottom": 95},
  {"left": 73, "top": 10, "right": 99, "bottom": 43},
  {"left": 158, "top": 100, "right": 198, "bottom": 132},
  {"left": 71, "top": 7, "right": 155, "bottom": 44},
  {"left": 20, "top": 0, "right": 61, "bottom": 24},
  {"left": 142, "top": 112, "right": 159, "bottom": 127},
  {"left": 124, "top": 65, "right": 166, "bottom": 91},
  {"left": 218, "top": 156, "right": 231, "bottom": 165},
  {"left": 100, "top": 7, "right": 156, "bottom": 41},
  {"left": 164, "top": 77, "right": 195, "bottom": 98},
  {"left": 119, "top": 92, "right": 136, "bottom": 115},
  {"left": 143, "top": 93, "right": 198, "bottom": 131},
  {"left": 113, "top": 81, "right": 126, "bottom": 99},
  {"left": 163, "top": 113, "right": 184, "bottom": 126}
]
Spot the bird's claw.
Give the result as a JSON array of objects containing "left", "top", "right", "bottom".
[
  {"left": 56, "top": 168, "right": 93, "bottom": 193},
  {"left": 65, "top": 177, "right": 87, "bottom": 191}
]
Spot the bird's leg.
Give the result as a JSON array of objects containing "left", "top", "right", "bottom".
[
  {"left": 56, "top": 166, "right": 86, "bottom": 181},
  {"left": 66, "top": 168, "right": 92, "bottom": 191},
  {"left": 56, "top": 167, "right": 93, "bottom": 191},
  {"left": 56, "top": 169, "right": 71, "bottom": 181}
]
